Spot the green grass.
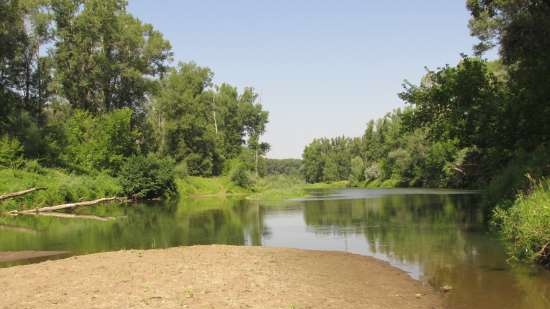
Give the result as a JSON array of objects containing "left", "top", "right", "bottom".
[
  {"left": 249, "top": 177, "right": 350, "bottom": 201},
  {"left": 0, "top": 167, "right": 121, "bottom": 211},
  {"left": 176, "top": 176, "right": 249, "bottom": 197},
  {"left": 493, "top": 178, "right": 550, "bottom": 268},
  {"left": 361, "top": 178, "right": 400, "bottom": 188},
  {"left": 176, "top": 175, "right": 350, "bottom": 201},
  {"left": 302, "top": 180, "right": 349, "bottom": 190},
  {"left": 247, "top": 175, "right": 308, "bottom": 201}
]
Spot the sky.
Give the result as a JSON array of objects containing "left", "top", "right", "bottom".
[{"left": 128, "top": 0, "right": 487, "bottom": 159}]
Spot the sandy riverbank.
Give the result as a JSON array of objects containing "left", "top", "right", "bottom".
[{"left": 0, "top": 245, "right": 443, "bottom": 309}]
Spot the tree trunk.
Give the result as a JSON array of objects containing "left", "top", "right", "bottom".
[{"left": 11, "top": 197, "right": 125, "bottom": 214}]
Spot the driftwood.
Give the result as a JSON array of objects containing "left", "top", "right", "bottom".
[
  {"left": 20, "top": 212, "right": 117, "bottom": 222},
  {"left": 0, "top": 187, "right": 46, "bottom": 202},
  {"left": 11, "top": 197, "right": 126, "bottom": 215}
]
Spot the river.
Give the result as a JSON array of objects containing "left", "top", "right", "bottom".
[{"left": 0, "top": 188, "right": 549, "bottom": 308}]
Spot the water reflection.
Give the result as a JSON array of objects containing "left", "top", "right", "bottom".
[{"left": 0, "top": 189, "right": 548, "bottom": 308}]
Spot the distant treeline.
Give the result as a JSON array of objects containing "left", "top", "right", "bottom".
[
  {"left": 264, "top": 159, "right": 302, "bottom": 177},
  {"left": 0, "top": 0, "right": 269, "bottom": 196}
]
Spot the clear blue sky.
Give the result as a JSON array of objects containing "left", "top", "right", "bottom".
[{"left": 128, "top": 0, "right": 489, "bottom": 159}]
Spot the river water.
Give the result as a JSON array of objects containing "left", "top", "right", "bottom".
[{"left": 0, "top": 188, "right": 549, "bottom": 308}]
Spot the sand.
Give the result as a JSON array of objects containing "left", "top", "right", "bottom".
[{"left": 0, "top": 245, "right": 443, "bottom": 309}]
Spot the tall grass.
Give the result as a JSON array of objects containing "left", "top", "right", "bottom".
[
  {"left": 0, "top": 167, "right": 121, "bottom": 211},
  {"left": 493, "top": 178, "right": 550, "bottom": 268},
  {"left": 176, "top": 176, "right": 249, "bottom": 197}
]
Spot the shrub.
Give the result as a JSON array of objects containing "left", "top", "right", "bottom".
[
  {"left": 364, "top": 163, "right": 381, "bottom": 182},
  {"left": 119, "top": 154, "right": 176, "bottom": 199},
  {"left": 174, "top": 160, "right": 189, "bottom": 178},
  {"left": 349, "top": 156, "right": 365, "bottom": 186},
  {"left": 23, "top": 159, "right": 46, "bottom": 175},
  {"left": 230, "top": 163, "right": 253, "bottom": 188},
  {"left": 493, "top": 179, "right": 550, "bottom": 268},
  {"left": 0, "top": 136, "right": 24, "bottom": 169},
  {"left": 61, "top": 108, "right": 138, "bottom": 174}
]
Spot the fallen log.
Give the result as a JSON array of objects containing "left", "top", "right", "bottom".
[
  {"left": 11, "top": 197, "right": 126, "bottom": 214},
  {"left": 0, "top": 187, "right": 46, "bottom": 202},
  {"left": 19, "top": 212, "right": 117, "bottom": 222}
]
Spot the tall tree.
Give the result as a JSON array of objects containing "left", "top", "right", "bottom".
[
  {"left": 50, "top": 0, "right": 172, "bottom": 113},
  {"left": 467, "top": 0, "right": 550, "bottom": 149}
]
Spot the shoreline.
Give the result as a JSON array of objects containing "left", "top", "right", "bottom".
[{"left": 0, "top": 245, "right": 443, "bottom": 309}]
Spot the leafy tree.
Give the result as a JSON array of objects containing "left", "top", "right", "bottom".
[
  {"left": 399, "top": 57, "right": 505, "bottom": 150},
  {"left": 60, "top": 108, "right": 138, "bottom": 173},
  {"left": 349, "top": 156, "right": 365, "bottom": 186},
  {"left": 151, "top": 63, "right": 269, "bottom": 177},
  {"left": 467, "top": 0, "right": 550, "bottom": 150},
  {"left": 50, "top": 0, "right": 172, "bottom": 113}
]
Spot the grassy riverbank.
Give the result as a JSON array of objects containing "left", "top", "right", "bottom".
[
  {"left": 493, "top": 178, "right": 550, "bottom": 268},
  {"left": 0, "top": 168, "right": 347, "bottom": 211},
  {"left": 0, "top": 168, "right": 120, "bottom": 211},
  {"left": 177, "top": 175, "right": 348, "bottom": 201}
]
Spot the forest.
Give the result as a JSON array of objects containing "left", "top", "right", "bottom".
[
  {"left": 301, "top": 1, "right": 550, "bottom": 267},
  {"left": 1, "top": 0, "right": 549, "bottom": 268},
  {"left": 0, "top": 0, "right": 269, "bottom": 200}
]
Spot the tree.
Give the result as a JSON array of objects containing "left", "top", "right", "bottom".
[
  {"left": 399, "top": 57, "right": 505, "bottom": 150},
  {"left": 50, "top": 0, "right": 172, "bottom": 113},
  {"left": 349, "top": 156, "right": 365, "bottom": 186},
  {"left": 151, "top": 63, "right": 269, "bottom": 176},
  {"left": 467, "top": 0, "right": 550, "bottom": 150},
  {"left": 0, "top": 0, "right": 29, "bottom": 136}
]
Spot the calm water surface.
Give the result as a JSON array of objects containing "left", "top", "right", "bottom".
[{"left": 0, "top": 188, "right": 549, "bottom": 309}]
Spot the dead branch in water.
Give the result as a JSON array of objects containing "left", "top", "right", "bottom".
[
  {"left": 10, "top": 197, "right": 127, "bottom": 215},
  {"left": 0, "top": 187, "right": 46, "bottom": 202},
  {"left": 18, "top": 212, "right": 118, "bottom": 222}
]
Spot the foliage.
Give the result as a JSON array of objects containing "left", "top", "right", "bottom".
[
  {"left": 49, "top": 0, "right": 172, "bottom": 113},
  {"left": 150, "top": 63, "right": 269, "bottom": 176},
  {"left": 229, "top": 162, "right": 254, "bottom": 188},
  {"left": 176, "top": 176, "right": 248, "bottom": 197},
  {"left": 349, "top": 156, "right": 365, "bottom": 186},
  {"left": 249, "top": 175, "right": 307, "bottom": 201},
  {"left": 0, "top": 166, "right": 121, "bottom": 210},
  {"left": 59, "top": 108, "right": 138, "bottom": 174},
  {"left": 467, "top": 0, "right": 550, "bottom": 150},
  {"left": 0, "top": 135, "right": 24, "bottom": 169},
  {"left": 119, "top": 154, "right": 176, "bottom": 199},
  {"left": 399, "top": 56, "right": 506, "bottom": 150},
  {"left": 493, "top": 179, "right": 550, "bottom": 268},
  {"left": 263, "top": 159, "right": 302, "bottom": 177}
]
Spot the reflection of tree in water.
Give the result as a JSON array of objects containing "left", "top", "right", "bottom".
[
  {"left": 301, "top": 194, "right": 550, "bottom": 309},
  {"left": 0, "top": 197, "right": 267, "bottom": 253}
]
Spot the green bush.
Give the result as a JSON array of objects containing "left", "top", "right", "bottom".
[
  {"left": 484, "top": 146, "right": 550, "bottom": 208},
  {"left": 0, "top": 136, "right": 24, "bottom": 169},
  {"left": 349, "top": 156, "right": 365, "bottom": 186},
  {"left": 23, "top": 159, "right": 46, "bottom": 175},
  {"left": 61, "top": 108, "right": 138, "bottom": 174},
  {"left": 493, "top": 179, "right": 550, "bottom": 268},
  {"left": 230, "top": 163, "right": 253, "bottom": 188},
  {"left": 174, "top": 160, "right": 189, "bottom": 178},
  {"left": 119, "top": 154, "right": 176, "bottom": 199}
]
